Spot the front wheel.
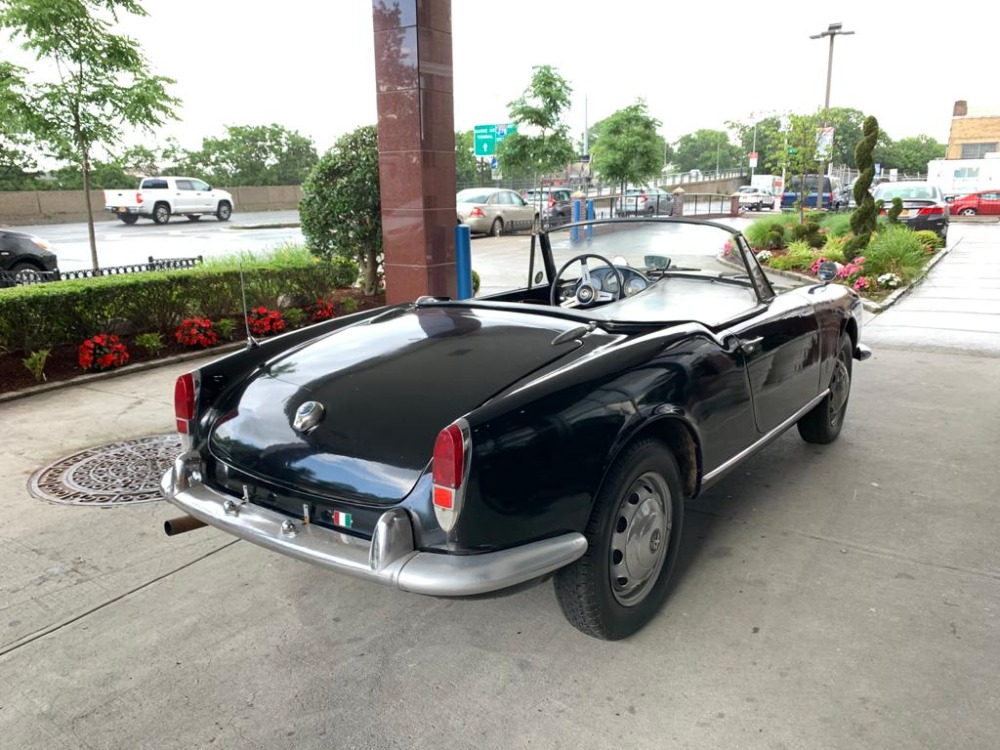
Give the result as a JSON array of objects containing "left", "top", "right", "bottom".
[
  {"left": 797, "top": 334, "right": 853, "bottom": 444},
  {"left": 554, "top": 439, "right": 684, "bottom": 640},
  {"left": 216, "top": 201, "right": 232, "bottom": 221},
  {"left": 119, "top": 213, "right": 138, "bottom": 225},
  {"left": 152, "top": 203, "right": 171, "bottom": 225}
]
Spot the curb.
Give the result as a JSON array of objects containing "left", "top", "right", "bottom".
[
  {"left": 0, "top": 341, "right": 247, "bottom": 405},
  {"left": 230, "top": 222, "right": 301, "bottom": 231}
]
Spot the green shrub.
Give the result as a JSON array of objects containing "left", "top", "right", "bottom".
[
  {"left": 340, "top": 297, "right": 359, "bottom": 314},
  {"left": 818, "top": 235, "right": 848, "bottom": 264},
  {"left": 134, "top": 332, "right": 164, "bottom": 355},
  {"left": 22, "top": 349, "right": 50, "bottom": 382},
  {"left": 215, "top": 318, "right": 237, "bottom": 340},
  {"left": 914, "top": 230, "right": 944, "bottom": 250},
  {"left": 791, "top": 221, "right": 825, "bottom": 248},
  {"left": 472, "top": 270, "right": 481, "bottom": 296},
  {"left": 820, "top": 212, "right": 854, "bottom": 238},
  {"left": 864, "top": 225, "right": 929, "bottom": 282},
  {"left": 0, "top": 259, "right": 358, "bottom": 354},
  {"left": 283, "top": 307, "right": 306, "bottom": 328},
  {"left": 767, "top": 241, "right": 817, "bottom": 272}
]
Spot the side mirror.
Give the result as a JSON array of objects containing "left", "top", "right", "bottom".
[
  {"left": 205, "top": 185, "right": 213, "bottom": 192},
  {"left": 817, "top": 261, "right": 838, "bottom": 282}
]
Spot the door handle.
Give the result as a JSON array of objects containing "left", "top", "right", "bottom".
[{"left": 740, "top": 337, "right": 764, "bottom": 356}]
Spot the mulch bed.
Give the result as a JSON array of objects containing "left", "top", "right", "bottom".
[{"left": 1, "top": 290, "right": 385, "bottom": 398}]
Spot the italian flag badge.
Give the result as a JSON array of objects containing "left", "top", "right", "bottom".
[{"left": 332, "top": 510, "right": 353, "bottom": 528}]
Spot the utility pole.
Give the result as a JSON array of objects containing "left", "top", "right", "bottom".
[{"left": 810, "top": 22, "right": 854, "bottom": 209}]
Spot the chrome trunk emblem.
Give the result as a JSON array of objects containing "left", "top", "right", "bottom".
[{"left": 293, "top": 401, "right": 324, "bottom": 432}]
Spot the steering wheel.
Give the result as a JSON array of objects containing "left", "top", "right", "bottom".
[{"left": 549, "top": 253, "right": 624, "bottom": 308}]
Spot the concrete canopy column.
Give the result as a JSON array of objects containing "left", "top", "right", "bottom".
[{"left": 372, "top": 0, "right": 457, "bottom": 304}]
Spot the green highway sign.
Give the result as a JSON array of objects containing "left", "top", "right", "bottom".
[{"left": 474, "top": 123, "right": 517, "bottom": 157}]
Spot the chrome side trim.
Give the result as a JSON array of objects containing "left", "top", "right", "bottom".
[
  {"left": 161, "top": 467, "right": 587, "bottom": 597},
  {"left": 701, "top": 389, "right": 830, "bottom": 487}
]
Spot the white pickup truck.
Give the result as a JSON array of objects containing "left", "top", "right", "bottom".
[{"left": 104, "top": 176, "right": 235, "bottom": 225}]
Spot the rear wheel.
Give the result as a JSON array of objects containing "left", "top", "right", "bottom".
[
  {"left": 152, "top": 203, "right": 171, "bottom": 225},
  {"left": 119, "top": 213, "right": 138, "bottom": 225},
  {"left": 490, "top": 218, "right": 503, "bottom": 237},
  {"left": 798, "top": 334, "right": 852, "bottom": 444},
  {"left": 554, "top": 439, "right": 684, "bottom": 640},
  {"left": 216, "top": 201, "right": 232, "bottom": 221},
  {"left": 960, "top": 207, "right": 977, "bottom": 216}
]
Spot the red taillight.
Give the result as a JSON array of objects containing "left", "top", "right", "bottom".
[
  {"left": 174, "top": 373, "right": 196, "bottom": 433},
  {"left": 469, "top": 206, "right": 484, "bottom": 217},
  {"left": 136, "top": 191, "right": 143, "bottom": 205},
  {"left": 433, "top": 424, "right": 464, "bottom": 489},
  {"left": 917, "top": 206, "right": 944, "bottom": 216}
]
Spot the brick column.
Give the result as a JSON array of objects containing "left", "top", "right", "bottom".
[
  {"left": 373, "top": 0, "right": 456, "bottom": 304},
  {"left": 671, "top": 187, "right": 685, "bottom": 217}
]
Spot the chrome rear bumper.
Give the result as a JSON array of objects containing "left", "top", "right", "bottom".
[{"left": 161, "top": 453, "right": 587, "bottom": 597}]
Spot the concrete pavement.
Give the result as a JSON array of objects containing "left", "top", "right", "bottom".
[{"left": 1, "top": 246, "right": 999, "bottom": 748}]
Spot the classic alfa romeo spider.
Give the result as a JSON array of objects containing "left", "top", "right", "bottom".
[{"left": 161, "top": 217, "right": 869, "bottom": 640}]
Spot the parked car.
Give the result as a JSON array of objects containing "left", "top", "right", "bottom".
[
  {"left": 735, "top": 185, "right": 775, "bottom": 211},
  {"left": 616, "top": 187, "right": 673, "bottom": 216},
  {"left": 161, "top": 216, "right": 870, "bottom": 640},
  {"left": 872, "top": 181, "right": 950, "bottom": 239},
  {"left": 781, "top": 176, "right": 849, "bottom": 211},
  {"left": 947, "top": 190, "right": 1000, "bottom": 217},
  {"left": 104, "top": 176, "right": 235, "bottom": 225},
  {"left": 0, "top": 230, "right": 59, "bottom": 287},
  {"left": 523, "top": 187, "right": 575, "bottom": 227},
  {"left": 456, "top": 188, "right": 538, "bottom": 236}
]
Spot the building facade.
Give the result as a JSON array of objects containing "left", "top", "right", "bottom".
[{"left": 947, "top": 101, "right": 1000, "bottom": 159}]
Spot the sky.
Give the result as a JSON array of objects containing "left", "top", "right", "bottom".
[{"left": 7, "top": 1, "right": 1000, "bottom": 158}]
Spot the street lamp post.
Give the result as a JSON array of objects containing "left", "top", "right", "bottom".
[{"left": 810, "top": 22, "right": 854, "bottom": 208}]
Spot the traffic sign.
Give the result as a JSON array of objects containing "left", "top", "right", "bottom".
[
  {"left": 748, "top": 151, "right": 758, "bottom": 168},
  {"left": 474, "top": 123, "right": 517, "bottom": 157}
]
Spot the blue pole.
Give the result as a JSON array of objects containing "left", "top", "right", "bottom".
[
  {"left": 455, "top": 224, "right": 473, "bottom": 299},
  {"left": 586, "top": 200, "right": 594, "bottom": 240},
  {"left": 571, "top": 199, "right": 581, "bottom": 243}
]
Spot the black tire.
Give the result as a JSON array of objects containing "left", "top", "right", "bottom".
[
  {"left": 554, "top": 439, "right": 684, "bottom": 640},
  {"left": 216, "top": 201, "right": 232, "bottom": 221},
  {"left": 187, "top": 214, "right": 201, "bottom": 221},
  {"left": 9, "top": 262, "right": 43, "bottom": 285},
  {"left": 490, "top": 218, "right": 503, "bottom": 237},
  {"left": 960, "top": 208, "right": 977, "bottom": 216},
  {"left": 152, "top": 203, "right": 171, "bottom": 225},
  {"left": 119, "top": 213, "right": 138, "bottom": 225},
  {"left": 797, "top": 334, "right": 853, "bottom": 444}
]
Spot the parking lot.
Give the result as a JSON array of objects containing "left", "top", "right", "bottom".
[{"left": 1, "top": 219, "right": 998, "bottom": 749}]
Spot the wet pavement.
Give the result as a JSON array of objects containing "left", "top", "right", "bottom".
[{"left": 865, "top": 223, "right": 1000, "bottom": 353}]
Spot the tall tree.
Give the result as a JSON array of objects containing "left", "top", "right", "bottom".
[
  {"left": 672, "top": 129, "right": 741, "bottom": 173},
  {"left": 181, "top": 124, "right": 318, "bottom": 187},
  {"left": 0, "top": 0, "right": 180, "bottom": 269},
  {"left": 876, "top": 135, "right": 945, "bottom": 174},
  {"left": 495, "top": 65, "right": 575, "bottom": 182},
  {"left": 590, "top": 101, "right": 663, "bottom": 193},
  {"left": 822, "top": 107, "right": 867, "bottom": 168},
  {"left": 454, "top": 129, "right": 479, "bottom": 185},
  {"left": 299, "top": 125, "right": 380, "bottom": 295},
  {"left": 728, "top": 114, "right": 785, "bottom": 174},
  {"left": 0, "top": 61, "right": 37, "bottom": 187}
]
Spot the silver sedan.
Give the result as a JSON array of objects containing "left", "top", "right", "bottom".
[{"left": 457, "top": 188, "right": 538, "bottom": 237}]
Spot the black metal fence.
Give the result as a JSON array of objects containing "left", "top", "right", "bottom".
[{"left": 0, "top": 255, "right": 203, "bottom": 289}]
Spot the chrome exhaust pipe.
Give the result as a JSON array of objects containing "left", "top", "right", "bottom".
[{"left": 164, "top": 515, "right": 208, "bottom": 536}]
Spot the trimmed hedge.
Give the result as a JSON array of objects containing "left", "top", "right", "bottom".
[{"left": 0, "top": 257, "right": 359, "bottom": 353}]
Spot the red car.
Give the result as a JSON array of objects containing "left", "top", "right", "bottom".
[{"left": 949, "top": 190, "right": 1000, "bottom": 216}]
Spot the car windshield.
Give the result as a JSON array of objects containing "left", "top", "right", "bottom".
[{"left": 483, "top": 218, "right": 767, "bottom": 327}]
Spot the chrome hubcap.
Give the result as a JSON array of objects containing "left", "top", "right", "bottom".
[
  {"left": 610, "top": 471, "right": 672, "bottom": 607},
  {"left": 828, "top": 355, "right": 851, "bottom": 427}
]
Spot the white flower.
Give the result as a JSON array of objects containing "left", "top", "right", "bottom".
[
  {"left": 877, "top": 272, "right": 902, "bottom": 288},
  {"left": 756, "top": 250, "right": 772, "bottom": 262}
]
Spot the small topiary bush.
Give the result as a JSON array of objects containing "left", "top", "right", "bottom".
[{"left": 913, "top": 230, "right": 944, "bottom": 250}]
